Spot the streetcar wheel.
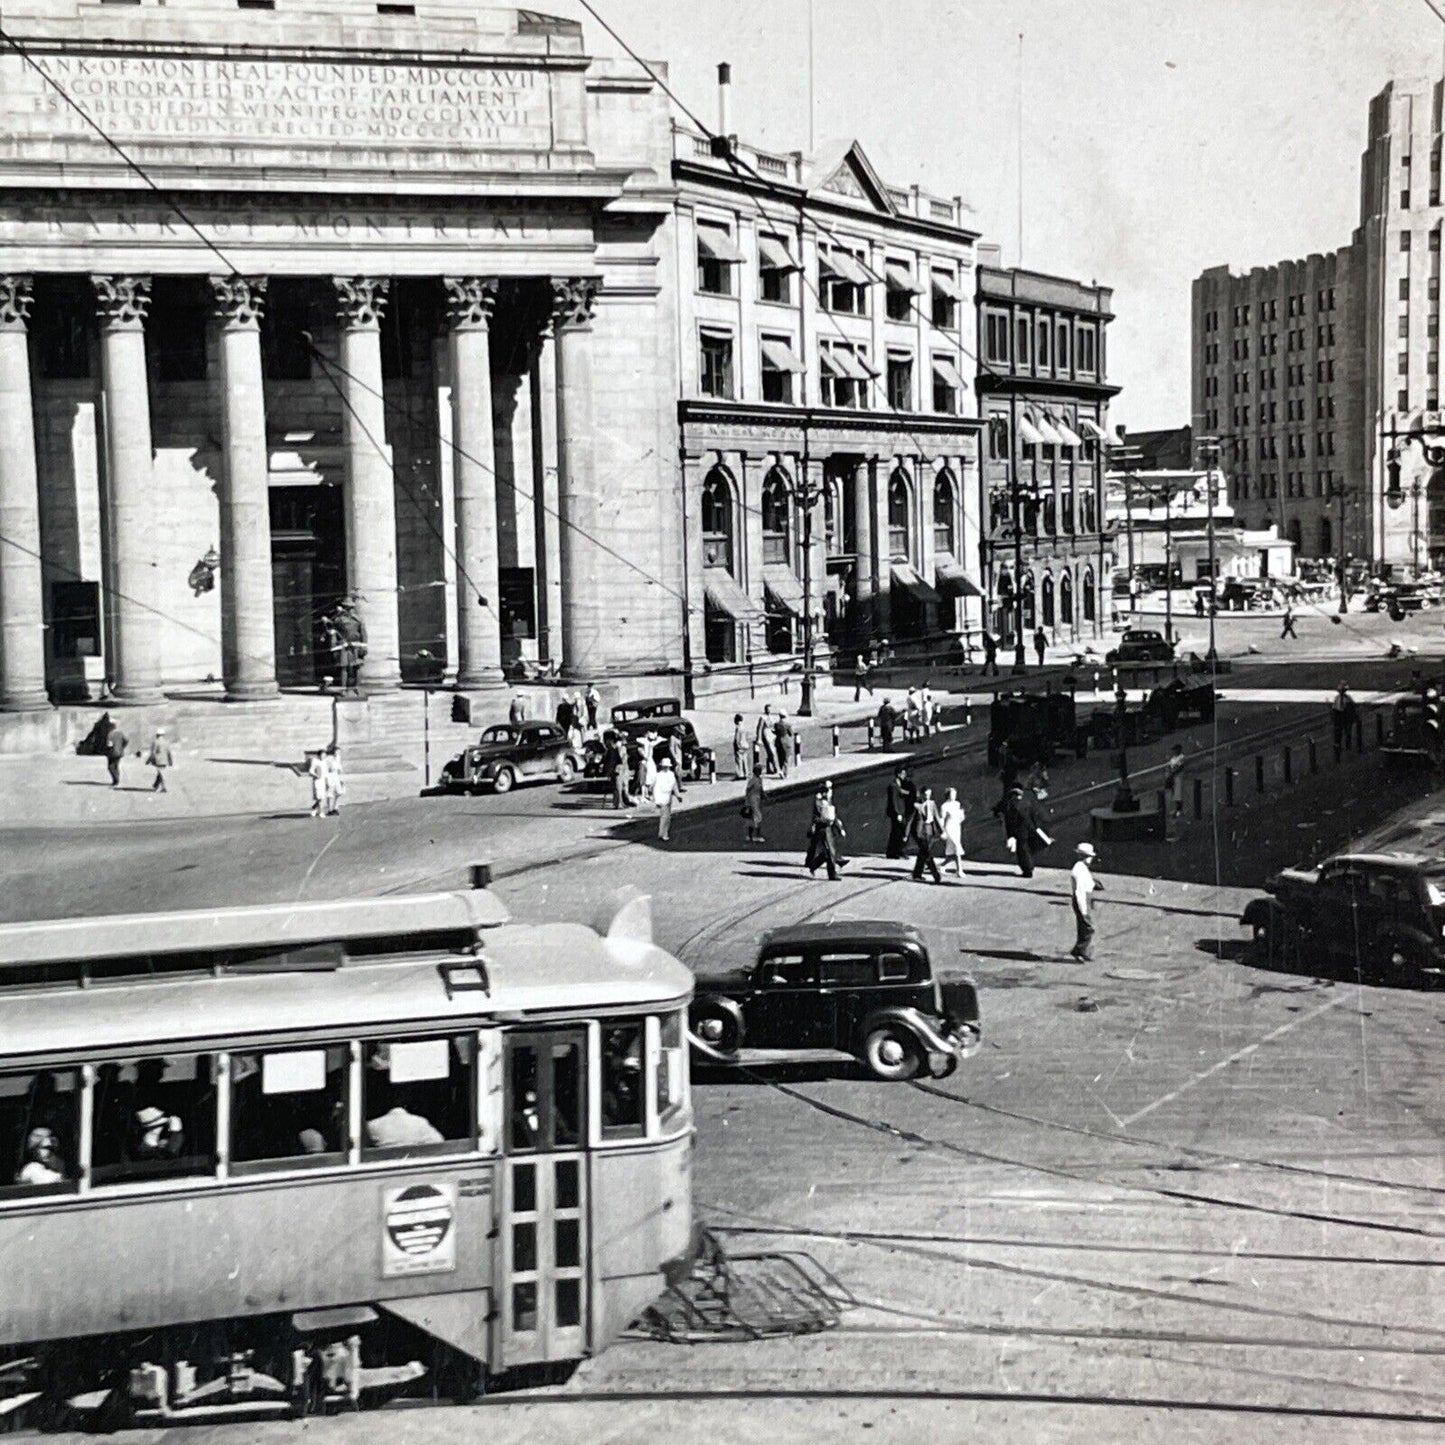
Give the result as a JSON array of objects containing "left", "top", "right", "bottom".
[
  {"left": 691, "top": 1005, "right": 740, "bottom": 1057},
  {"left": 492, "top": 767, "right": 516, "bottom": 794},
  {"left": 862, "top": 1026, "right": 922, "bottom": 1082}
]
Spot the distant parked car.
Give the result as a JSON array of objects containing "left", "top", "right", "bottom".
[
  {"left": 1105, "top": 629, "right": 1175, "bottom": 665},
  {"left": 689, "top": 920, "right": 981, "bottom": 1081},
  {"left": 1242, "top": 851, "right": 1445, "bottom": 986},
  {"left": 437, "top": 721, "right": 582, "bottom": 794}
]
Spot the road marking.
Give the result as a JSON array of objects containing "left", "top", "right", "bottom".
[{"left": 1116, "top": 993, "right": 1350, "bottom": 1127}]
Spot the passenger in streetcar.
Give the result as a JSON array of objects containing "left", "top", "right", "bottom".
[{"left": 17, "top": 1127, "right": 66, "bottom": 1186}]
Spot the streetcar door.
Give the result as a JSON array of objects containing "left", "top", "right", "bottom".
[{"left": 500, "top": 1031, "right": 588, "bottom": 1367}]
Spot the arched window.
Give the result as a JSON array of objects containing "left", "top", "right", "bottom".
[
  {"left": 1060, "top": 572, "right": 1074, "bottom": 625},
  {"left": 702, "top": 465, "right": 736, "bottom": 573},
  {"left": 824, "top": 477, "right": 842, "bottom": 555},
  {"left": 887, "top": 470, "right": 912, "bottom": 560},
  {"left": 1082, "top": 566, "right": 1096, "bottom": 622},
  {"left": 1319, "top": 516, "right": 1333, "bottom": 555},
  {"left": 1043, "top": 494, "right": 1057, "bottom": 535},
  {"left": 762, "top": 466, "right": 792, "bottom": 565},
  {"left": 1020, "top": 570, "right": 1037, "bottom": 630},
  {"left": 932, "top": 471, "right": 957, "bottom": 555},
  {"left": 1041, "top": 573, "right": 1055, "bottom": 627}
]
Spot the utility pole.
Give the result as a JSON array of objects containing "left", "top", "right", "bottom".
[
  {"left": 1163, "top": 482, "right": 1174, "bottom": 647},
  {"left": 798, "top": 418, "right": 818, "bottom": 716},
  {"left": 1198, "top": 435, "right": 1222, "bottom": 658},
  {"left": 990, "top": 416, "right": 1027, "bottom": 669}
]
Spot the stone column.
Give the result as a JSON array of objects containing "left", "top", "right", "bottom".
[
  {"left": 0, "top": 277, "right": 49, "bottom": 711},
  {"left": 549, "top": 277, "right": 600, "bottom": 680},
  {"left": 210, "top": 275, "right": 278, "bottom": 699},
  {"left": 332, "top": 276, "right": 400, "bottom": 693},
  {"left": 443, "top": 276, "right": 502, "bottom": 687},
  {"left": 93, "top": 274, "right": 161, "bottom": 703},
  {"left": 529, "top": 318, "right": 562, "bottom": 665},
  {"left": 850, "top": 457, "right": 873, "bottom": 640}
]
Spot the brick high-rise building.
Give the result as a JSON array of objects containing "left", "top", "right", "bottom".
[{"left": 1192, "top": 70, "right": 1445, "bottom": 577}]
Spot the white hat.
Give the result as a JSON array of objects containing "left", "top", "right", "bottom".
[
  {"left": 135, "top": 1106, "right": 167, "bottom": 1128},
  {"left": 660, "top": 757, "right": 674, "bottom": 768},
  {"left": 1076, "top": 842, "right": 1096, "bottom": 858}
]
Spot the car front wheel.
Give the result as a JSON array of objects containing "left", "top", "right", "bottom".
[
  {"left": 691, "top": 1004, "right": 740, "bottom": 1057},
  {"left": 492, "top": 766, "right": 516, "bottom": 794},
  {"left": 1382, "top": 938, "right": 1425, "bottom": 987},
  {"left": 862, "top": 1025, "right": 922, "bottom": 1082}
]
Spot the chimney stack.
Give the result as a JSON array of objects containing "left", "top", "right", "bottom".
[{"left": 711, "top": 62, "right": 735, "bottom": 159}]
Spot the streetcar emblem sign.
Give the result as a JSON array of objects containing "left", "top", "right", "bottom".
[{"left": 382, "top": 1182, "right": 458, "bottom": 1277}]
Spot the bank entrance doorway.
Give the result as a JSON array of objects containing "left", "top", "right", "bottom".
[{"left": 270, "top": 486, "right": 346, "bottom": 688}]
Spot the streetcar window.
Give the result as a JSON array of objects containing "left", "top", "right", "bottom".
[
  {"left": 91, "top": 1055, "right": 217, "bottom": 1184},
  {"left": 0, "top": 1068, "right": 80, "bottom": 1198},
  {"left": 552, "top": 1041, "right": 582, "bottom": 1149},
  {"left": 601, "top": 1021, "right": 644, "bottom": 1138},
  {"left": 655, "top": 1013, "right": 686, "bottom": 1128},
  {"left": 508, "top": 1046, "right": 542, "bottom": 1152},
  {"left": 361, "top": 1035, "right": 476, "bottom": 1158},
  {"left": 229, "top": 1046, "right": 349, "bottom": 1169}
]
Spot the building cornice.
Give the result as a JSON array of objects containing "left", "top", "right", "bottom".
[
  {"left": 975, "top": 373, "right": 1123, "bottom": 400},
  {"left": 679, "top": 398, "right": 985, "bottom": 438}
]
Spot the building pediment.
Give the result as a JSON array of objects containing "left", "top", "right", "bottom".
[{"left": 806, "top": 140, "right": 897, "bottom": 217}]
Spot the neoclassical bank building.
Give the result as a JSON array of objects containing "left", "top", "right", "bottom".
[{"left": 0, "top": 0, "right": 994, "bottom": 722}]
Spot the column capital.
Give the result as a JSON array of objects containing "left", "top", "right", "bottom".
[
  {"left": 548, "top": 276, "right": 600, "bottom": 332},
  {"left": 210, "top": 274, "right": 268, "bottom": 330},
  {"left": 91, "top": 274, "right": 152, "bottom": 331},
  {"left": 332, "top": 276, "right": 389, "bottom": 330},
  {"left": 0, "top": 275, "right": 34, "bottom": 333},
  {"left": 443, "top": 276, "right": 499, "bottom": 331}
]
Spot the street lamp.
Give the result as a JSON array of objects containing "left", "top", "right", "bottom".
[{"left": 796, "top": 419, "right": 821, "bottom": 716}]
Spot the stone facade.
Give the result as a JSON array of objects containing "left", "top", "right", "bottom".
[
  {"left": 672, "top": 130, "right": 985, "bottom": 676},
  {"left": 0, "top": 0, "right": 680, "bottom": 710},
  {"left": 975, "top": 265, "right": 1117, "bottom": 649}
]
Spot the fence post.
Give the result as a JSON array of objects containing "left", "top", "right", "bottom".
[
  {"left": 867, "top": 719, "right": 876, "bottom": 751},
  {"left": 748, "top": 661, "right": 756, "bottom": 700},
  {"left": 1308, "top": 737, "right": 1318, "bottom": 774},
  {"left": 708, "top": 754, "right": 717, "bottom": 784},
  {"left": 831, "top": 726, "right": 840, "bottom": 758},
  {"left": 1283, "top": 745, "right": 1292, "bottom": 784},
  {"left": 1255, "top": 754, "right": 1266, "bottom": 792},
  {"left": 964, "top": 700, "right": 973, "bottom": 727},
  {"left": 1225, "top": 767, "right": 1236, "bottom": 806},
  {"left": 794, "top": 733, "right": 802, "bottom": 767},
  {"left": 1193, "top": 776, "right": 1203, "bottom": 820}
]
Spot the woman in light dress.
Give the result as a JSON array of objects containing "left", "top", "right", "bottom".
[
  {"left": 637, "top": 730, "right": 659, "bottom": 803},
  {"left": 939, "top": 785, "right": 966, "bottom": 877}
]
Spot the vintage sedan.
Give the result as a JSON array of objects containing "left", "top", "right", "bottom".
[
  {"left": 1105, "top": 628, "right": 1175, "bottom": 665},
  {"left": 1242, "top": 851, "right": 1445, "bottom": 986},
  {"left": 583, "top": 696, "right": 715, "bottom": 781},
  {"left": 689, "top": 921, "right": 981, "bottom": 1081},
  {"left": 437, "top": 721, "right": 583, "bottom": 794}
]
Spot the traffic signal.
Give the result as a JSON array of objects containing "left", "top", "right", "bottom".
[
  {"left": 1387, "top": 449, "right": 1404, "bottom": 507},
  {"left": 1424, "top": 686, "right": 1440, "bottom": 738}
]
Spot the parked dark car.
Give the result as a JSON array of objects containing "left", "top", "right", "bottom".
[
  {"left": 437, "top": 721, "right": 582, "bottom": 794},
  {"left": 987, "top": 691, "right": 1089, "bottom": 770},
  {"left": 1242, "top": 851, "right": 1445, "bottom": 986},
  {"left": 582, "top": 696, "right": 715, "bottom": 781},
  {"left": 1105, "top": 629, "right": 1175, "bottom": 665},
  {"left": 1381, "top": 686, "right": 1445, "bottom": 770},
  {"left": 689, "top": 921, "right": 981, "bottom": 1080}
]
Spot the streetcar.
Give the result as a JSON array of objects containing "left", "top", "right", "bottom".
[{"left": 0, "top": 886, "right": 694, "bottom": 1427}]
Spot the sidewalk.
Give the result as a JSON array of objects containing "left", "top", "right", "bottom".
[{"left": 0, "top": 676, "right": 957, "bottom": 827}]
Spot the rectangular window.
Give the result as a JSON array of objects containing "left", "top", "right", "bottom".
[
  {"left": 931, "top": 355, "right": 960, "bottom": 414},
  {"left": 1037, "top": 319, "right": 1051, "bottom": 369},
  {"left": 1401, "top": 315, "right": 1410, "bottom": 338},
  {"left": 1400, "top": 353, "right": 1411, "bottom": 375},
  {"left": 362, "top": 1035, "right": 476, "bottom": 1158},
  {"left": 699, "top": 330, "right": 734, "bottom": 399},
  {"left": 0, "top": 1067, "right": 81, "bottom": 1197},
  {"left": 820, "top": 344, "right": 869, "bottom": 408},
  {"left": 985, "top": 311, "right": 1010, "bottom": 364},
  {"left": 1401, "top": 230, "right": 1413, "bottom": 251},
  {"left": 91, "top": 1055, "right": 218, "bottom": 1184},
  {"left": 601, "top": 1021, "right": 644, "bottom": 1139},
  {"left": 229, "top": 1045, "right": 349, "bottom": 1169},
  {"left": 760, "top": 335, "right": 800, "bottom": 404},
  {"left": 930, "top": 270, "right": 960, "bottom": 330},
  {"left": 758, "top": 233, "right": 795, "bottom": 304},
  {"left": 819, "top": 245, "right": 870, "bottom": 316},
  {"left": 696, "top": 221, "right": 738, "bottom": 296},
  {"left": 1401, "top": 278, "right": 1412, "bottom": 300},
  {"left": 988, "top": 415, "right": 1010, "bottom": 460},
  {"left": 887, "top": 352, "right": 913, "bottom": 411},
  {"left": 1015, "top": 316, "right": 1032, "bottom": 367},
  {"left": 1057, "top": 322, "right": 1071, "bottom": 369},
  {"left": 1077, "top": 324, "right": 1098, "bottom": 373},
  {"left": 50, "top": 580, "right": 100, "bottom": 660}
]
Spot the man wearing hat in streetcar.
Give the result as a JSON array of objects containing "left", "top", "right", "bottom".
[{"left": 1069, "top": 842, "right": 1104, "bottom": 961}]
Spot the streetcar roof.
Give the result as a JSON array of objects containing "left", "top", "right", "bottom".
[
  {"left": 0, "top": 922, "right": 694, "bottom": 1059},
  {"left": 0, "top": 890, "right": 512, "bottom": 967}
]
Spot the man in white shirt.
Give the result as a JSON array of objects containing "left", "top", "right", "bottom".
[
  {"left": 1069, "top": 842, "right": 1103, "bottom": 961},
  {"left": 652, "top": 757, "right": 680, "bottom": 841}
]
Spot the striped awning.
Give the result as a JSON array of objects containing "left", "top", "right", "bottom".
[
  {"left": 763, "top": 565, "right": 807, "bottom": 617},
  {"left": 890, "top": 562, "right": 940, "bottom": 605},
  {"left": 934, "top": 553, "right": 985, "bottom": 599},
  {"left": 696, "top": 224, "right": 742, "bottom": 263},
  {"left": 932, "top": 356, "right": 966, "bottom": 391},
  {"left": 761, "top": 337, "right": 806, "bottom": 373},
  {"left": 931, "top": 270, "right": 964, "bottom": 302},
  {"left": 1018, "top": 415, "right": 1045, "bottom": 446},
  {"left": 758, "top": 234, "right": 799, "bottom": 271},
  {"left": 820, "top": 248, "right": 872, "bottom": 286},
  {"left": 885, "top": 260, "right": 927, "bottom": 294}
]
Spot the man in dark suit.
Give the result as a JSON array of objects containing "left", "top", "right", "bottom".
[
  {"left": 884, "top": 765, "right": 916, "bottom": 860},
  {"left": 994, "top": 784, "right": 1053, "bottom": 878}
]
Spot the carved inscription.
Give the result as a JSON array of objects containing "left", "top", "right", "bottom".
[{"left": 26, "top": 56, "right": 550, "bottom": 148}]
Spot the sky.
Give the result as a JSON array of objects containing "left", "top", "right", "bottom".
[{"left": 552, "top": 0, "right": 1445, "bottom": 429}]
